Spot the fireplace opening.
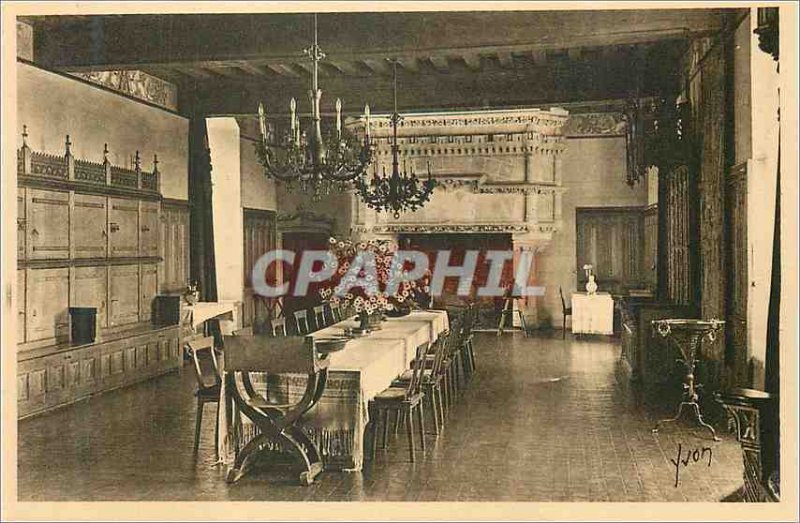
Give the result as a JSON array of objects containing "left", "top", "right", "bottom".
[{"left": 399, "top": 233, "right": 517, "bottom": 326}]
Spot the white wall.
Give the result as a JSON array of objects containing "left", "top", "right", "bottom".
[
  {"left": 746, "top": 10, "right": 781, "bottom": 384},
  {"left": 240, "top": 136, "right": 277, "bottom": 211},
  {"left": 207, "top": 118, "right": 244, "bottom": 304},
  {"left": 16, "top": 63, "right": 189, "bottom": 200}
]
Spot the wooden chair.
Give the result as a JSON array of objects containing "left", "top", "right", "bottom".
[
  {"left": 393, "top": 330, "right": 451, "bottom": 435},
  {"left": 330, "top": 303, "right": 343, "bottom": 323},
  {"left": 559, "top": 287, "right": 572, "bottom": 339},
  {"left": 186, "top": 336, "right": 223, "bottom": 454},
  {"left": 459, "top": 304, "right": 477, "bottom": 380},
  {"left": 271, "top": 317, "right": 287, "bottom": 337},
  {"left": 293, "top": 309, "right": 311, "bottom": 336},
  {"left": 312, "top": 305, "right": 326, "bottom": 330},
  {"left": 370, "top": 342, "right": 428, "bottom": 462}
]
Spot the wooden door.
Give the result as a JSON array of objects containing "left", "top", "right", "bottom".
[
  {"left": 108, "top": 197, "right": 139, "bottom": 257},
  {"left": 109, "top": 265, "right": 140, "bottom": 327},
  {"left": 73, "top": 193, "right": 108, "bottom": 258},
  {"left": 139, "top": 263, "right": 158, "bottom": 322},
  {"left": 26, "top": 189, "right": 70, "bottom": 260},
  {"left": 17, "top": 269, "right": 26, "bottom": 344},
  {"left": 25, "top": 268, "right": 70, "bottom": 343},
  {"left": 160, "top": 203, "right": 190, "bottom": 293},
  {"left": 725, "top": 163, "right": 748, "bottom": 386},
  {"left": 71, "top": 266, "right": 108, "bottom": 329},
  {"left": 17, "top": 188, "right": 25, "bottom": 259},
  {"left": 139, "top": 201, "right": 160, "bottom": 257}
]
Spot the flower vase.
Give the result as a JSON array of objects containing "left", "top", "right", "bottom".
[
  {"left": 358, "top": 312, "right": 371, "bottom": 332},
  {"left": 585, "top": 274, "right": 598, "bottom": 295}
]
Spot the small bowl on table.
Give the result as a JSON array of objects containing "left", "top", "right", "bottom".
[{"left": 315, "top": 337, "right": 350, "bottom": 354}]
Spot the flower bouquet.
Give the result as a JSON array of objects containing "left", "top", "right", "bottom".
[{"left": 318, "top": 237, "right": 431, "bottom": 333}]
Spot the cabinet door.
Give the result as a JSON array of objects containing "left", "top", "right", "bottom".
[
  {"left": 25, "top": 268, "right": 69, "bottom": 343},
  {"left": 72, "top": 266, "right": 108, "bottom": 329},
  {"left": 73, "top": 193, "right": 108, "bottom": 258},
  {"left": 139, "top": 201, "right": 160, "bottom": 257},
  {"left": 139, "top": 263, "right": 158, "bottom": 321},
  {"left": 17, "top": 269, "right": 26, "bottom": 344},
  {"left": 17, "top": 188, "right": 25, "bottom": 259},
  {"left": 108, "top": 197, "right": 139, "bottom": 257},
  {"left": 27, "top": 189, "right": 70, "bottom": 260},
  {"left": 108, "top": 265, "right": 140, "bottom": 327}
]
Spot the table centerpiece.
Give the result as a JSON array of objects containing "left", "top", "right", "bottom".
[{"left": 318, "top": 237, "right": 431, "bottom": 333}]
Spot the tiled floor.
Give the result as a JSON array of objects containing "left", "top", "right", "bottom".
[{"left": 17, "top": 331, "right": 744, "bottom": 501}]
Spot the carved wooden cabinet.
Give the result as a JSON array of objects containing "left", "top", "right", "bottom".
[
  {"left": 71, "top": 266, "right": 108, "bottom": 329},
  {"left": 109, "top": 197, "right": 140, "bottom": 258},
  {"left": 25, "top": 268, "right": 70, "bottom": 343},
  {"left": 72, "top": 193, "right": 108, "bottom": 258},
  {"left": 26, "top": 188, "right": 70, "bottom": 260},
  {"left": 16, "top": 132, "right": 187, "bottom": 419},
  {"left": 139, "top": 200, "right": 160, "bottom": 257},
  {"left": 17, "top": 325, "right": 181, "bottom": 418},
  {"left": 108, "top": 264, "right": 140, "bottom": 327}
]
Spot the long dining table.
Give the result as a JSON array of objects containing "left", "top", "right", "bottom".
[{"left": 217, "top": 309, "right": 449, "bottom": 474}]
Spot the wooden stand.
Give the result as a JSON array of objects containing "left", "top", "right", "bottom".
[{"left": 497, "top": 297, "right": 528, "bottom": 337}]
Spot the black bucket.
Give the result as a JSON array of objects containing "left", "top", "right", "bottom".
[{"left": 69, "top": 307, "right": 97, "bottom": 344}]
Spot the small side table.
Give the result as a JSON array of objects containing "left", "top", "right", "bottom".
[{"left": 651, "top": 318, "right": 725, "bottom": 440}]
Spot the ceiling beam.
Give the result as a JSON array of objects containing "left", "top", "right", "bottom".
[
  {"left": 429, "top": 55, "right": 450, "bottom": 73},
  {"left": 233, "top": 61, "right": 271, "bottom": 77},
  {"left": 395, "top": 58, "right": 420, "bottom": 73},
  {"left": 461, "top": 54, "right": 482, "bottom": 71},
  {"left": 496, "top": 52, "right": 514, "bottom": 68},
  {"left": 178, "top": 48, "right": 680, "bottom": 117},
  {"left": 28, "top": 10, "right": 722, "bottom": 70},
  {"left": 361, "top": 58, "right": 392, "bottom": 76}
]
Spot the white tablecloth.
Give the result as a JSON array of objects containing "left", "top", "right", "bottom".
[
  {"left": 184, "top": 301, "right": 238, "bottom": 334},
  {"left": 217, "top": 309, "right": 449, "bottom": 471},
  {"left": 571, "top": 292, "right": 614, "bottom": 335}
]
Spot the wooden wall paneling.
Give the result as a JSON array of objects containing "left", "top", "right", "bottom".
[
  {"left": 108, "top": 264, "right": 140, "bottom": 327},
  {"left": 26, "top": 188, "right": 70, "bottom": 260},
  {"left": 242, "top": 208, "right": 277, "bottom": 331},
  {"left": 139, "top": 200, "right": 160, "bottom": 257},
  {"left": 17, "top": 269, "right": 26, "bottom": 344},
  {"left": 726, "top": 162, "right": 749, "bottom": 386},
  {"left": 17, "top": 187, "right": 26, "bottom": 259},
  {"left": 25, "top": 267, "right": 70, "bottom": 343},
  {"left": 643, "top": 206, "right": 658, "bottom": 288},
  {"left": 696, "top": 45, "right": 727, "bottom": 376},
  {"left": 140, "top": 263, "right": 158, "bottom": 322},
  {"left": 72, "top": 193, "right": 108, "bottom": 258},
  {"left": 576, "top": 207, "right": 646, "bottom": 293},
  {"left": 71, "top": 266, "right": 108, "bottom": 329},
  {"left": 159, "top": 201, "right": 190, "bottom": 293},
  {"left": 108, "top": 197, "right": 140, "bottom": 257}
]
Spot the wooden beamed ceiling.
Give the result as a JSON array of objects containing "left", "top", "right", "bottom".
[{"left": 22, "top": 9, "right": 726, "bottom": 116}]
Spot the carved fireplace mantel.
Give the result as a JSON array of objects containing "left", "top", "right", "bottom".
[{"left": 346, "top": 107, "right": 569, "bottom": 251}]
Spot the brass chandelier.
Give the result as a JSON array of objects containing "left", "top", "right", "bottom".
[
  {"left": 354, "top": 61, "right": 436, "bottom": 219},
  {"left": 255, "top": 14, "right": 373, "bottom": 199}
]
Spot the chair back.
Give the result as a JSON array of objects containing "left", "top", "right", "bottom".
[
  {"left": 559, "top": 286, "right": 568, "bottom": 313},
  {"left": 313, "top": 305, "right": 326, "bottom": 330},
  {"left": 330, "top": 303, "right": 342, "bottom": 323},
  {"left": 186, "top": 336, "right": 222, "bottom": 390},
  {"left": 405, "top": 342, "right": 429, "bottom": 397},
  {"left": 271, "top": 317, "right": 287, "bottom": 337},
  {"left": 293, "top": 309, "right": 310, "bottom": 335},
  {"left": 430, "top": 331, "right": 451, "bottom": 378}
]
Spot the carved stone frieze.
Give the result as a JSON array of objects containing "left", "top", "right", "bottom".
[
  {"left": 371, "top": 223, "right": 530, "bottom": 234},
  {"left": 70, "top": 70, "right": 178, "bottom": 111},
  {"left": 277, "top": 207, "right": 335, "bottom": 234},
  {"left": 563, "top": 112, "right": 627, "bottom": 137}
]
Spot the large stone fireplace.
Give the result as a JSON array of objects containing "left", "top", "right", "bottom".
[{"left": 346, "top": 107, "right": 569, "bottom": 326}]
